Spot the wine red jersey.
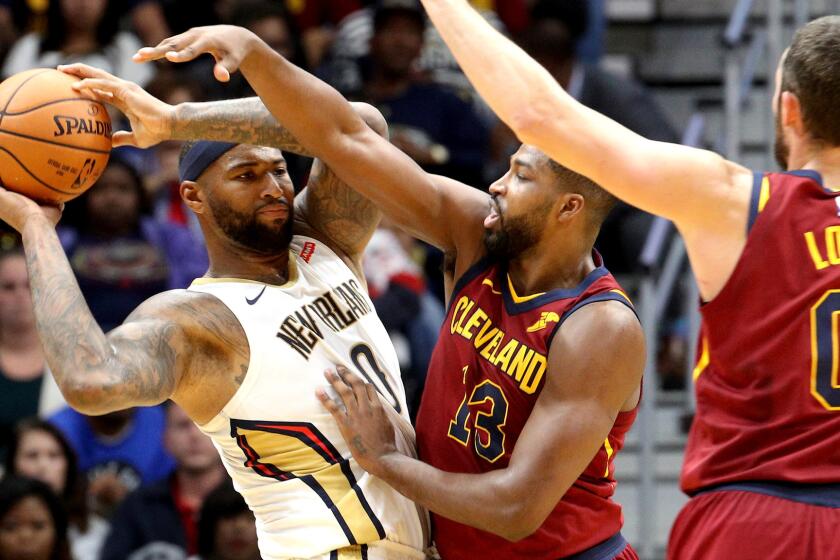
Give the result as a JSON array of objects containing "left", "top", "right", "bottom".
[
  {"left": 682, "top": 171, "right": 840, "bottom": 494},
  {"left": 415, "top": 254, "right": 638, "bottom": 559}
]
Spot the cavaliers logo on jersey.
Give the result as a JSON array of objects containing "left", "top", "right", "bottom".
[{"left": 526, "top": 311, "right": 560, "bottom": 332}]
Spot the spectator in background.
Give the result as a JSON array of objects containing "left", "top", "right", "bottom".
[
  {"left": 1, "top": 0, "right": 154, "bottom": 85},
  {"left": 355, "top": 0, "right": 489, "bottom": 187},
  {"left": 284, "top": 0, "right": 362, "bottom": 68},
  {"left": 229, "top": 1, "right": 313, "bottom": 187},
  {"left": 190, "top": 482, "right": 260, "bottom": 560},
  {"left": 0, "top": 1, "right": 170, "bottom": 46},
  {"left": 125, "top": 0, "right": 171, "bottom": 47},
  {"left": 468, "top": 0, "right": 528, "bottom": 34},
  {"left": 364, "top": 224, "right": 444, "bottom": 416},
  {"left": 49, "top": 407, "right": 175, "bottom": 520},
  {"left": 513, "top": 0, "right": 679, "bottom": 274},
  {"left": 229, "top": 0, "right": 308, "bottom": 95},
  {"left": 0, "top": 248, "right": 64, "bottom": 462},
  {"left": 418, "top": 0, "right": 526, "bottom": 101},
  {"left": 5, "top": 419, "right": 109, "bottom": 560},
  {"left": 143, "top": 71, "right": 210, "bottom": 241},
  {"left": 58, "top": 157, "right": 208, "bottom": 331},
  {"left": 101, "top": 404, "right": 225, "bottom": 560},
  {"left": 324, "top": 0, "right": 524, "bottom": 119},
  {"left": 0, "top": 476, "right": 70, "bottom": 560}
]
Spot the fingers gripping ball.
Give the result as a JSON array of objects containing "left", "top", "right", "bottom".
[{"left": 0, "top": 68, "right": 111, "bottom": 203}]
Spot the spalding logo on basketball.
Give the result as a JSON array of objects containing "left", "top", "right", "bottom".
[{"left": 0, "top": 68, "right": 112, "bottom": 203}]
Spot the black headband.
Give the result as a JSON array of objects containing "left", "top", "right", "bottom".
[{"left": 178, "top": 141, "right": 238, "bottom": 183}]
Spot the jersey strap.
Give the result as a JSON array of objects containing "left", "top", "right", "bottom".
[
  {"left": 547, "top": 290, "right": 638, "bottom": 348},
  {"left": 448, "top": 256, "right": 496, "bottom": 314}
]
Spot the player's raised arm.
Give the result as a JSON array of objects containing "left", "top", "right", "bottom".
[
  {"left": 320, "top": 301, "right": 644, "bottom": 540},
  {"left": 0, "top": 190, "right": 239, "bottom": 420},
  {"left": 416, "top": 1, "right": 753, "bottom": 238},
  {"left": 126, "top": 26, "right": 488, "bottom": 257},
  {"left": 61, "top": 62, "right": 381, "bottom": 262}
]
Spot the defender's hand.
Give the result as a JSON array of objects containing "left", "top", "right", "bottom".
[
  {"left": 133, "top": 25, "right": 260, "bottom": 83},
  {"left": 59, "top": 63, "right": 173, "bottom": 149},
  {"left": 0, "top": 187, "right": 62, "bottom": 232},
  {"left": 317, "top": 366, "right": 399, "bottom": 477}
]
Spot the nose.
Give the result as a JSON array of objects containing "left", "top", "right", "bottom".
[
  {"left": 488, "top": 177, "right": 507, "bottom": 196},
  {"left": 262, "top": 173, "right": 292, "bottom": 202}
]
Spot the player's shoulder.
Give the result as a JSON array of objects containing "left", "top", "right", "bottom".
[
  {"left": 756, "top": 169, "right": 826, "bottom": 196},
  {"left": 550, "top": 298, "right": 642, "bottom": 353},
  {"left": 127, "top": 288, "right": 225, "bottom": 319},
  {"left": 568, "top": 298, "right": 639, "bottom": 330},
  {"left": 125, "top": 289, "right": 243, "bottom": 344}
]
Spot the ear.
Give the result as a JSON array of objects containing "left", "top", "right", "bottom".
[
  {"left": 180, "top": 181, "right": 204, "bottom": 215},
  {"left": 780, "top": 91, "right": 807, "bottom": 137},
  {"left": 554, "top": 193, "right": 585, "bottom": 223}
]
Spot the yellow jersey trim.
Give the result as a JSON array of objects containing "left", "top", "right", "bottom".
[
  {"left": 482, "top": 278, "right": 502, "bottom": 295},
  {"left": 610, "top": 288, "right": 633, "bottom": 305},
  {"left": 506, "top": 274, "right": 546, "bottom": 304},
  {"left": 603, "top": 437, "right": 614, "bottom": 477},
  {"left": 758, "top": 176, "right": 771, "bottom": 213},
  {"left": 693, "top": 335, "right": 710, "bottom": 381}
]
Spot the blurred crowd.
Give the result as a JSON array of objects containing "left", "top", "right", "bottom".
[{"left": 0, "top": 1, "right": 681, "bottom": 559}]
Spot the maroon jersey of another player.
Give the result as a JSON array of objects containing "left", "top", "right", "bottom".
[
  {"left": 415, "top": 253, "right": 637, "bottom": 559},
  {"left": 682, "top": 171, "right": 840, "bottom": 494}
]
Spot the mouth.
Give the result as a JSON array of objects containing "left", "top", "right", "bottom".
[
  {"left": 257, "top": 202, "right": 289, "bottom": 219},
  {"left": 484, "top": 199, "right": 502, "bottom": 229}
]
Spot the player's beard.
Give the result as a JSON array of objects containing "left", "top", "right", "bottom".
[
  {"left": 483, "top": 206, "right": 548, "bottom": 261},
  {"left": 209, "top": 196, "right": 294, "bottom": 255},
  {"left": 774, "top": 103, "right": 790, "bottom": 170}
]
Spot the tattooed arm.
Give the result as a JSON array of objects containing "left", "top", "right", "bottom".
[
  {"left": 172, "top": 98, "right": 385, "bottom": 260},
  {"left": 170, "top": 96, "right": 316, "bottom": 155},
  {"left": 15, "top": 210, "right": 245, "bottom": 421},
  {"left": 59, "top": 62, "right": 383, "bottom": 261}
]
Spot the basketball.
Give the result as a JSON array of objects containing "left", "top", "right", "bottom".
[{"left": 0, "top": 68, "right": 111, "bottom": 203}]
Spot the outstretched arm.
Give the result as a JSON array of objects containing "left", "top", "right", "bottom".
[
  {"left": 417, "top": 1, "right": 755, "bottom": 298},
  {"left": 124, "top": 27, "right": 489, "bottom": 261},
  {"left": 417, "top": 0, "right": 753, "bottom": 225},
  {"left": 61, "top": 63, "right": 384, "bottom": 260},
  {"left": 320, "top": 302, "right": 645, "bottom": 540},
  {"left": 171, "top": 97, "right": 387, "bottom": 260}
]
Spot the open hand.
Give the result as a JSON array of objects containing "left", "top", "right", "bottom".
[
  {"left": 133, "top": 25, "right": 260, "bottom": 83},
  {"left": 59, "top": 63, "right": 173, "bottom": 149},
  {"left": 317, "top": 366, "right": 398, "bottom": 477}
]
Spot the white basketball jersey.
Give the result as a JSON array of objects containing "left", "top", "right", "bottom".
[{"left": 190, "top": 236, "right": 428, "bottom": 560}]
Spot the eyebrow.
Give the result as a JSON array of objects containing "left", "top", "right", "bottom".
[
  {"left": 511, "top": 157, "right": 533, "bottom": 169},
  {"left": 227, "top": 158, "right": 286, "bottom": 170}
]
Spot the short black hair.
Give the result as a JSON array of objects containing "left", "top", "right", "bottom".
[
  {"left": 545, "top": 157, "right": 617, "bottom": 230},
  {"left": 0, "top": 244, "right": 24, "bottom": 265},
  {"left": 197, "top": 480, "right": 251, "bottom": 557},
  {"left": 230, "top": 0, "right": 307, "bottom": 69},
  {"left": 0, "top": 477, "right": 71, "bottom": 560},
  {"left": 518, "top": 19, "right": 575, "bottom": 63},
  {"left": 373, "top": 0, "right": 425, "bottom": 33},
  {"left": 61, "top": 155, "right": 152, "bottom": 231},
  {"left": 41, "top": 0, "right": 122, "bottom": 54},
  {"left": 781, "top": 16, "right": 840, "bottom": 146},
  {"left": 531, "top": 0, "right": 590, "bottom": 44}
]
